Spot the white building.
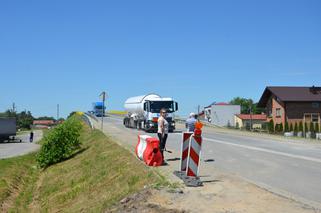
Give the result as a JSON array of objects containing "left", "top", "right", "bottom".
[{"left": 207, "top": 102, "right": 241, "bottom": 127}]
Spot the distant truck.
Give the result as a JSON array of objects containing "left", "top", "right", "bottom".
[
  {"left": 92, "top": 102, "right": 105, "bottom": 117},
  {"left": 0, "top": 117, "right": 21, "bottom": 142},
  {"left": 123, "top": 94, "right": 178, "bottom": 132}
]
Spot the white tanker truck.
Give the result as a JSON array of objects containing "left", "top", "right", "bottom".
[{"left": 123, "top": 94, "right": 178, "bottom": 132}]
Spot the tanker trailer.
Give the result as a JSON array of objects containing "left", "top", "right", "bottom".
[{"left": 123, "top": 94, "right": 178, "bottom": 132}]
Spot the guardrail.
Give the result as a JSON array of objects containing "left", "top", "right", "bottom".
[{"left": 82, "top": 113, "right": 95, "bottom": 129}]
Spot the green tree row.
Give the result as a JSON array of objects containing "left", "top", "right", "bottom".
[
  {"left": 268, "top": 119, "right": 320, "bottom": 133},
  {"left": 0, "top": 110, "right": 34, "bottom": 129},
  {"left": 229, "top": 97, "right": 264, "bottom": 114}
]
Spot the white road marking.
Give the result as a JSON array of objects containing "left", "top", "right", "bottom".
[{"left": 204, "top": 137, "right": 321, "bottom": 164}]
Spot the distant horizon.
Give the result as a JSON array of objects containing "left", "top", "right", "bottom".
[{"left": 1, "top": 0, "right": 320, "bottom": 118}]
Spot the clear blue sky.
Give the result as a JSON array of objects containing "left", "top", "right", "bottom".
[{"left": 1, "top": 0, "right": 321, "bottom": 118}]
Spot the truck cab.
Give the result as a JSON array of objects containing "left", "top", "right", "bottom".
[{"left": 143, "top": 100, "right": 178, "bottom": 132}]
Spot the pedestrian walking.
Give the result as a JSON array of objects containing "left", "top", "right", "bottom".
[
  {"left": 29, "top": 131, "right": 34, "bottom": 143},
  {"left": 157, "top": 108, "right": 169, "bottom": 165},
  {"left": 186, "top": 112, "right": 197, "bottom": 132}
]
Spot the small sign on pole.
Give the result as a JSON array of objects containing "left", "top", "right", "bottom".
[{"left": 99, "top": 91, "right": 106, "bottom": 131}]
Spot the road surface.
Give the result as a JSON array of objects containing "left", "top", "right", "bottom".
[
  {"left": 0, "top": 130, "right": 42, "bottom": 159},
  {"left": 96, "top": 115, "right": 321, "bottom": 210}
]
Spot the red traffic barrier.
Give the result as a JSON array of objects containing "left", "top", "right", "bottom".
[
  {"left": 136, "top": 135, "right": 163, "bottom": 167},
  {"left": 180, "top": 132, "right": 193, "bottom": 171}
]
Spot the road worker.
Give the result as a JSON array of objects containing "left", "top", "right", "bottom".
[{"left": 186, "top": 112, "right": 197, "bottom": 132}]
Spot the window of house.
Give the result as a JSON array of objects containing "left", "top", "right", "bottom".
[
  {"left": 312, "top": 102, "right": 320, "bottom": 108},
  {"left": 312, "top": 114, "right": 319, "bottom": 123},
  {"left": 276, "top": 108, "right": 282, "bottom": 117}
]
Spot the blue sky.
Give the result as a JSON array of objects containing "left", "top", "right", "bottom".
[{"left": 1, "top": 0, "right": 321, "bottom": 118}]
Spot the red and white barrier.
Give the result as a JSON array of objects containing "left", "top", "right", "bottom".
[
  {"left": 186, "top": 130, "right": 202, "bottom": 177},
  {"left": 180, "top": 132, "right": 193, "bottom": 171},
  {"left": 135, "top": 135, "right": 163, "bottom": 166}
]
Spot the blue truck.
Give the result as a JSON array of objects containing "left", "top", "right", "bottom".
[{"left": 92, "top": 102, "right": 105, "bottom": 117}]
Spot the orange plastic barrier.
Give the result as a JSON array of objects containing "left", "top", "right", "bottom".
[{"left": 136, "top": 135, "right": 163, "bottom": 166}]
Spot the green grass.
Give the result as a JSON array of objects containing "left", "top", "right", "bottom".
[
  {"left": 0, "top": 152, "right": 38, "bottom": 212},
  {"left": 1, "top": 117, "right": 166, "bottom": 212},
  {"left": 107, "top": 110, "right": 127, "bottom": 115}
]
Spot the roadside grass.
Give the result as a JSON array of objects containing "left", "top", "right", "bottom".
[
  {"left": 1, "top": 116, "right": 167, "bottom": 212},
  {"left": 0, "top": 152, "right": 38, "bottom": 212}
]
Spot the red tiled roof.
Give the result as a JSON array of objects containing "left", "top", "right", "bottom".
[
  {"left": 33, "top": 120, "right": 55, "bottom": 125},
  {"left": 215, "top": 102, "right": 229, "bottom": 105},
  {"left": 236, "top": 114, "right": 267, "bottom": 120}
]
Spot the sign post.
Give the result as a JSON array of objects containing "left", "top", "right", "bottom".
[{"left": 99, "top": 91, "right": 106, "bottom": 131}]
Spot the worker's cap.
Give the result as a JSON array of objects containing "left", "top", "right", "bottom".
[{"left": 190, "top": 112, "right": 196, "bottom": 117}]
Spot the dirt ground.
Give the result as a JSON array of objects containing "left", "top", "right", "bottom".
[
  {"left": 108, "top": 170, "right": 320, "bottom": 213},
  {"left": 92, "top": 117, "right": 321, "bottom": 213}
]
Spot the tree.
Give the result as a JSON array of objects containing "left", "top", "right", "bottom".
[
  {"left": 299, "top": 121, "right": 303, "bottom": 132},
  {"left": 229, "top": 97, "right": 264, "bottom": 114},
  {"left": 304, "top": 122, "right": 309, "bottom": 132},
  {"left": 284, "top": 121, "right": 289, "bottom": 132},
  {"left": 36, "top": 116, "right": 56, "bottom": 121},
  {"left": 17, "top": 111, "right": 34, "bottom": 129},
  {"left": 0, "top": 109, "right": 34, "bottom": 129},
  {"left": 268, "top": 119, "right": 274, "bottom": 133},
  {"left": 294, "top": 122, "right": 298, "bottom": 132},
  {"left": 310, "top": 122, "right": 315, "bottom": 133},
  {"left": 315, "top": 123, "right": 320, "bottom": 132}
]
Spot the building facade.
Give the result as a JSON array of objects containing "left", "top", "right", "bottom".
[
  {"left": 209, "top": 103, "right": 241, "bottom": 127},
  {"left": 258, "top": 86, "right": 321, "bottom": 130},
  {"left": 234, "top": 114, "right": 267, "bottom": 129}
]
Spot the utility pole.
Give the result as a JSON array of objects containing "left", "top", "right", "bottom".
[
  {"left": 12, "top": 102, "right": 16, "bottom": 113},
  {"left": 57, "top": 104, "right": 60, "bottom": 121},
  {"left": 249, "top": 105, "right": 253, "bottom": 131},
  {"left": 197, "top": 105, "right": 200, "bottom": 121}
]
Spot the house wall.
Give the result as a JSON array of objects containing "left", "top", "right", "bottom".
[
  {"left": 286, "top": 102, "right": 321, "bottom": 128},
  {"left": 234, "top": 116, "right": 243, "bottom": 128},
  {"left": 234, "top": 116, "right": 266, "bottom": 129},
  {"left": 211, "top": 105, "right": 241, "bottom": 127},
  {"left": 266, "top": 96, "right": 286, "bottom": 126}
]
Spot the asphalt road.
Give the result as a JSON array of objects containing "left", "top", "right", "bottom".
[
  {"left": 0, "top": 130, "right": 42, "bottom": 159},
  {"left": 100, "top": 115, "right": 321, "bottom": 209}
]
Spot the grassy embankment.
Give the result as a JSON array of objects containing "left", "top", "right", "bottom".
[{"left": 0, "top": 116, "right": 168, "bottom": 212}]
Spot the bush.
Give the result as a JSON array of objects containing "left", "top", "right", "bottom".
[
  {"left": 268, "top": 119, "right": 274, "bottom": 133},
  {"left": 279, "top": 123, "right": 284, "bottom": 132},
  {"left": 310, "top": 122, "right": 315, "bottom": 133},
  {"left": 37, "top": 117, "right": 82, "bottom": 168},
  {"left": 289, "top": 123, "right": 293, "bottom": 132},
  {"left": 315, "top": 123, "right": 320, "bottom": 133},
  {"left": 284, "top": 121, "right": 289, "bottom": 132},
  {"left": 299, "top": 121, "right": 303, "bottom": 132},
  {"left": 294, "top": 122, "right": 298, "bottom": 132},
  {"left": 304, "top": 122, "right": 309, "bottom": 133}
]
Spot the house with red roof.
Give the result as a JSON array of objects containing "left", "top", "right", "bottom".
[
  {"left": 33, "top": 120, "right": 55, "bottom": 129},
  {"left": 235, "top": 114, "right": 267, "bottom": 129}
]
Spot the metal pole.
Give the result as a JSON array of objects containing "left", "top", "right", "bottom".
[
  {"left": 57, "top": 104, "right": 60, "bottom": 121},
  {"left": 100, "top": 92, "right": 106, "bottom": 131},
  {"left": 197, "top": 105, "right": 200, "bottom": 121},
  {"left": 250, "top": 106, "right": 252, "bottom": 131}
]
